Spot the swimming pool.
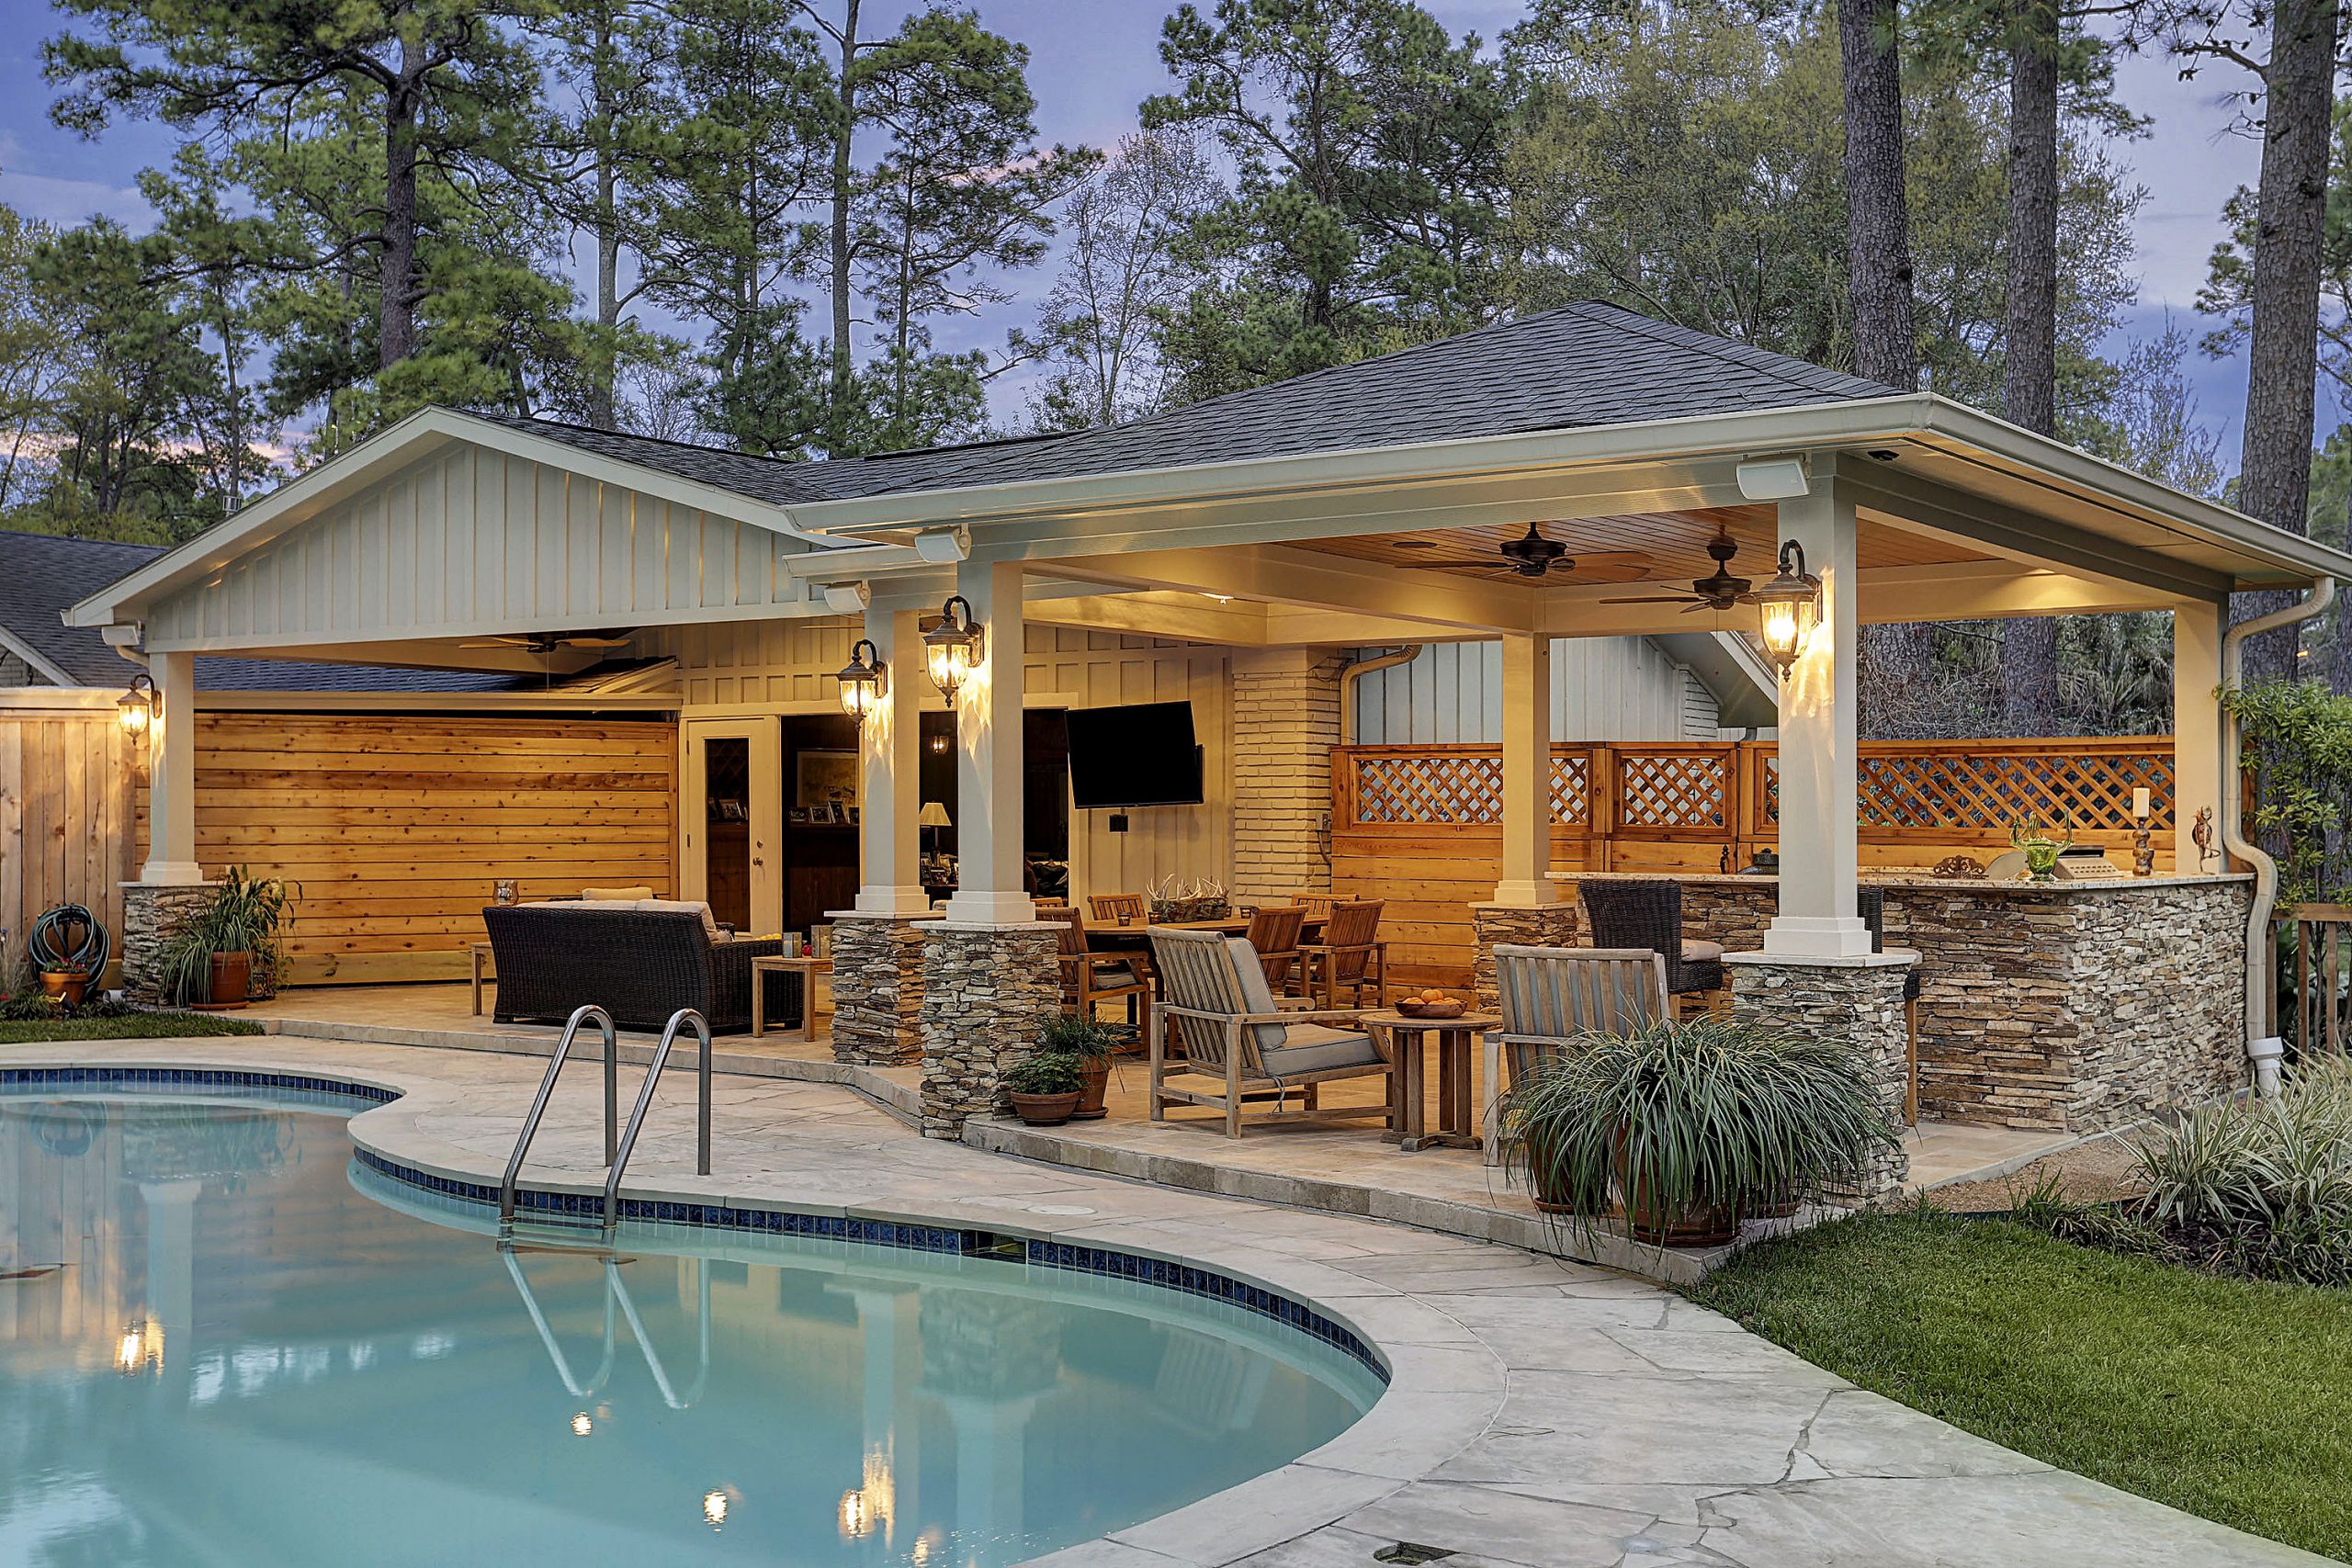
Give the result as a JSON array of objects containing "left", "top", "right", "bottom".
[{"left": 0, "top": 1081, "right": 1382, "bottom": 1566}]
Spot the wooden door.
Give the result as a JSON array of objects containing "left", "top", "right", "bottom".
[{"left": 681, "top": 717, "right": 783, "bottom": 935}]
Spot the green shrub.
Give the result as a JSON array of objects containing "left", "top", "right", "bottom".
[
  {"left": 1037, "top": 1013, "right": 1119, "bottom": 1059},
  {"left": 1002, "top": 1052, "right": 1085, "bottom": 1096},
  {"left": 158, "top": 867, "right": 297, "bottom": 1005}
]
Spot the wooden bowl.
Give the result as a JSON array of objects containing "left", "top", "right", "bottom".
[{"left": 1395, "top": 998, "right": 1464, "bottom": 1020}]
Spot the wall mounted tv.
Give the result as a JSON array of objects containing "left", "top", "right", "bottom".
[{"left": 1064, "top": 701, "right": 1204, "bottom": 809}]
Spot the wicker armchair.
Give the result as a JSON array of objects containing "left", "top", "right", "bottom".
[
  {"left": 480, "top": 905, "right": 794, "bottom": 1033},
  {"left": 1577, "top": 879, "right": 1724, "bottom": 998}
]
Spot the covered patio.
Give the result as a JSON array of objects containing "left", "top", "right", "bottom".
[{"left": 64, "top": 303, "right": 2352, "bottom": 1222}]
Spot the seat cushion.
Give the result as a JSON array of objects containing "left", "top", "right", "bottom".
[
  {"left": 583, "top": 885, "right": 655, "bottom": 901},
  {"left": 1226, "top": 937, "right": 1290, "bottom": 1051},
  {"left": 1261, "top": 1026, "right": 1384, "bottom": 1078},
  {"left": 1682, "top": 938, "right": 1725, "bottom": 964},
  {"left": 635, "top": 898, "right": 721, "bottom": 939},
  {"left": 1091, "top": 959, "right": 1144, "bottom": 987}
]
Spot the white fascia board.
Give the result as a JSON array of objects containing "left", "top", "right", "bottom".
[
  {"left": 0, "top": 625, "right": 81, "bottom": 687},
  {"left": 191, "top": 689, "right": 680, "bottom": 714}
]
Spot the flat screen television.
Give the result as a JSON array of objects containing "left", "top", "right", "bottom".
[{"left": 1064, "top": 701, "right": 1204, "bottom": 809}]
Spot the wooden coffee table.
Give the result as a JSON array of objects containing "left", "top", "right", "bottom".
[
  {"left": 1362, "top": 1009, "right": 1499, "bottom": 1152},
  {"left": 752, "top": 955, "right": 831, "bottom": 1043}
]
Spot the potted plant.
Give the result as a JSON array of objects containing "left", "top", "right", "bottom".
[
  {"left": 1500, "top": 1015, "right": 1898, "bottom": 1248},
  {"left": 1003, "top": 1052, "right": 1086, "bottom": 1126},
  {"left": 158, "top": 868, "right": 296, "bottom": 1010},
  {"left": 39, "top": 962, "right": 88, "bottom": 1008},
  {"left": 1039, "top": 1014, "right": 1121, "bottom": 1119}
]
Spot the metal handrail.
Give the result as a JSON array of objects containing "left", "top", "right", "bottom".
[
  {"left": 499, "top": 1005, "right": 619, "bottom": 1227},
  {"left": 603, "top": 1008, "right": 712, "bottom": 1232},
  {"left": 608, "top": 1256, "right": 713, "bottom": 1410},
  {"left": 499, "top": 1242, "right": 617, "bottom": 1399}
]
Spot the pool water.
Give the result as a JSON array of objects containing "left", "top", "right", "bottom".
[{"left": 0, "top": 1089, "right": 1380, "bottom": 1567}]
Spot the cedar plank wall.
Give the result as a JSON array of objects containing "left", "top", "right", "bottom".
[
  {"left": 137, "top": 712, "right": 677, "bottom": 985},
  {"left": 0, "top": 705, "right": 141, "bottom": 981}
]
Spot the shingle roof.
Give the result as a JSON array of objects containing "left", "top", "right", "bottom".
[
  {"left": 0, "top": 529, "right": 536, "bottom": 693},
  {"left": 479, "top": 302, "right": 1900, "bottom": 508}
]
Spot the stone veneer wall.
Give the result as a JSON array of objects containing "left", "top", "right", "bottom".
[
  {"left": 1469, "top": 903, "right": 1581, "bottom": 1010},
  {"left": 829, "top": 913, "right": 933, "bottom": 1066},
  {"left": 916, "top": 922, "right": 1061, "bottom": 1139},
  {"left": 1558, "top": 874, "right": 2252, "bottom": 1133},
  {"left": 1728, "top": 955, "right": 1914, "bottom": 1197},
  {"left": 119, "top": 881, "right": 213, "bottom": 1003},
  {"left": 1229, "top": 649, "right": 1345, "bottom": 902}
]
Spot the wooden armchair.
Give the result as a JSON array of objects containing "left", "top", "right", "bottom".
[
  {"left": 1146, "top": 927, "right": 1394, "bottom": 1136},
  {"left": 1243, "top": 905, "right": 1308, "bottom": 993},
  {"left": 1037, "top": 904, "right": 1151, "bottom": 1025},
  {"left": 1089, "top": 892, "right": 1148, "bottom": 925},
  {"left": 1288, "top": 893, "right": 1337, "bottom": 921},
  {"left": 1481, "top": 944, "right": 1669, "bottom": 1166},
  {"left": 1299, "top": 898, "right": 1386, "bottom": 1008}
]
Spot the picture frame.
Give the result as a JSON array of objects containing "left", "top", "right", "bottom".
[{"left": 795, "top": 749, "right": 860, "bottom": 813}]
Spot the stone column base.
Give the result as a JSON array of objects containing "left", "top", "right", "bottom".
[
  {"left": 1726, "top": 950, "right": 1917, "bottom": 1199},
  {"left": 827, "top": 911, "right": 938, "bottom": 1066},
  {"left": 120, "top": 881, "right": 215, "bottom": 1004},
  {"left": 1470, "top": 901, "right": 1580, "bottom": 1010},
  {"left": 917, "top": 921, "right": 1061, "bottom": 1139}
]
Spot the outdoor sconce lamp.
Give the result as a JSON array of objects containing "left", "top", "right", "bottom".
[
  {"left": 118, "top": 671, "right": 156, "bottom": 737},
  {"left": 923, "top": 594, "right": 982, "bottom": 700},
  {"left": 834, "top": 637, "right": 885, "bottom": 723},
  {"left": 1752, "top": 540, "right": 1822, "bottom": 678}
]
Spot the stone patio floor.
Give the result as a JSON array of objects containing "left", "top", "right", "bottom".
[{"left": 7, "top": 1033, "right": 2324, "bottom": 1568}]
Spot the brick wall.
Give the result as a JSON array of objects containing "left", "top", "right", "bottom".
[{"left": 1229, "top": 648, "right": 1344, "bottom": 902}]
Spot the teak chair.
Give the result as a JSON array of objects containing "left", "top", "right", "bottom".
[
  {"left": 1299, "top": 898, "right": 1387, "bottom": 1007},
  {"left": 1147, "top": 927, "right": 1395, "bottom": 1136},
  {"left": 1089, "top": 892, "right": 1148, "bottom": 925},
  {"left": 1481, "top": 944, "right": 1670, "bottom": 1166},
  {"left": 1288, "top": 893, "right": 1337, "bottom": 922},
  {"left": 1243, "top": 905, "right": 1308, "bottom": 993},
  {"left": 1038, "top": 904, "right": 1151, "bottom": 1025}
]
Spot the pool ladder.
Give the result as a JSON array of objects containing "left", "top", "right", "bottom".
[{"left": 499, "top": 1004, "right": 713, "bottom": 1235}]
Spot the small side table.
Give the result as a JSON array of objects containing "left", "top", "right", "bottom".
[
  {"left": 752, "top": 955, "right": 832, "bottom": 1043},
  {"left": 1363, "top": 1010, "right": 1499, "bottom": 1152},
  {"left": 469, "top": 942, "right": 494, "bottom": 1016}
]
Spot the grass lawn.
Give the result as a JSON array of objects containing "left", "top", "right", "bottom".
[
  {"left": 0, "top": 1013, "right": 265, "bottom": 1044},
  {"left": 1692, "top": 1209, "right": 2352, "bottom": 1562}
]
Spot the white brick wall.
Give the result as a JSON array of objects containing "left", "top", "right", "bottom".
[{"left": 1229, "top": 649, "right": 1344, "bottom": 900}]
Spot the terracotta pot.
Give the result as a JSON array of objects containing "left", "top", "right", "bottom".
[
  {"left": 1617, "top": 1155, "right": 1742, "bottom": 1247},
  {"left": 1008, "top": 1090, "right": 1080, "bottom": 1127},
  {"left": 40, "top": 971, "right": 86, "bottom": 1008},
  {"left": 207, "top": 952, "right": 253, "bottom": 1009},
  {"left": 1517, "top": 1123, "right": 1579, "bottom": 1215},
  {"left": 1072, "top": 1058, "right": 1112, "bottom": 1120}
]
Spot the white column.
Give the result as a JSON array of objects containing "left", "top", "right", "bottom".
[
  {"left": 1764, "top": 470, "right": 1871, "bottom": 957},
  {"left": 855, "top": 608, "right": 930, "bottom": 913},
  {"left": 141, "top": 649, "right": 203, "bottom": 885},
  {"left": 1492, "top": 631, "right": 1560, "bottom": 906},
  {"left": 2173, "top": 600, "right": 2227, "bottom": 874},
  {"left": 943, "top": 559, "right": 1033, "bottom": 924}
]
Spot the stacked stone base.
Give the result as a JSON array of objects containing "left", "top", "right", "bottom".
[
  {"left": 1469, "top": 902, "right": 1580, "bottom": 1010},
  {"left": 916, "top": 922, "right": 1061, "bottom": 1139},
  {"left": 119, "top": 881, "right": 214, "bottom": 1004},
  {"left": 828, "top": 912, "right": 933, "bottom": 1066},
  {"left": 1727, "top": 952, "right": 1915, "bottom": 1199}
]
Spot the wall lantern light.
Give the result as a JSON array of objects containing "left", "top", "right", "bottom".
[
  {"left": 118, "top": 671, "right": 156, "bottom": 737},
  {"left": 1753, "top": 540, "right": 1821, "bottom": 678},
  {"left": 923, "top": 595, "right": 982, "bottom": 700},
  {"left": 834, "top": 638, "right": 885, "bottom": 723}
]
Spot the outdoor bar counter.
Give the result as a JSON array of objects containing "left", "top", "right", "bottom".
[{"left": 1546, "top": 869, "right": 2256, "bottom": 1134}]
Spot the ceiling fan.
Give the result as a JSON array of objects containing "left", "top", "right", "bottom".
[
  {"left": 1408, "top": 521, "right": 1651, "bottom": 581},
  {"left": 458, "top": 629, "right": 635, "bottom": 653},
  {"left": 1601, "top": 530, "right": 1754, "bottom": 612}
]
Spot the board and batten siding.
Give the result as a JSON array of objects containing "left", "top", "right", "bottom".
[
  {"left": 646, "top": 617, "right": 1233, "bottom": 906},
  {"left": 141, "top": 445, "right": 822, "bottom": 650},
  {"left": 1349, "top": 637, "right": 1720, "bottom": 744},
  {"left": 0, "top": 697, "right": 141, "bottom": 984},
  {"left": 135, "top": 712, "right": 678, "bottom": 986}
]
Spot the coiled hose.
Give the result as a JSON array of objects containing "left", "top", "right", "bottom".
[{"left": 28, "top": 904, "right": 110, "bottom": 977}]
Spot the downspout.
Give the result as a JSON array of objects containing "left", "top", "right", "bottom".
[
  {"left": 1338, "top": 645, "right": 1424, "bottom": 745},
  {"left": 2221, "top": 577, "right": 2336, "bottom": 1097}
]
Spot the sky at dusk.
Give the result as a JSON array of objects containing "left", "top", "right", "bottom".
[{"left": 0, "top": 0, "right": 2281, "bottom": 461}]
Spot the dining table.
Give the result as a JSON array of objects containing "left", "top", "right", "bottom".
[{"left": 1082, "top": 915, "right": 1327, "bottom": 1000}]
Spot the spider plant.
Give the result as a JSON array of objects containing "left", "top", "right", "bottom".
[
  {"left": 157, "top": 868, "right": 298, "bottom": 1005},
  {"left": 1500, "top": 1015, "right": 1899, "bottom": 1247}
]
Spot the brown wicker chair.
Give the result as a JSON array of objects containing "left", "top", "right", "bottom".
[
  {"left": 1577, "top": 879, "right": 1724, "bottom": 999},
  {"left": 480, "top": 905, "right": 792, "bottom": 1033},
  {"left": 1038, "top": 904, "right": 1151, "bottom": 1024},
  {"left": 1299, "top": 898, "right": 1386, "bottom": 1007},
  {"left": 1243, "top": 905, "right": 1308, "bottom": 993}
]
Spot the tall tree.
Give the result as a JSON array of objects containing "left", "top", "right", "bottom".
[
  {"left": 0, "top": 206, "right": 72, "bottom": 513},
  {"left": 1838, "top": 0, "right": 1921, "bottom": 387}
]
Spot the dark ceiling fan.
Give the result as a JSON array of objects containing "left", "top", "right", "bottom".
[
  {"left": 1600, "top": 530, "right": 1754, "bottom": 612},
  {"left": 1408, "top": 521, "right": 1651, "bottom": 581},
  {"left": 458, "top": 629, "right": 636, "bottom": 653}
]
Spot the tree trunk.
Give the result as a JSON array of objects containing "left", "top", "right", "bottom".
[
  {"left": 379, "top": 62, "right": 423, "bottom": 368},
  {"left": 2235, "top": 0, "right": 2342, "bottom": 686},
  {"left": 588, "top": 9, "right": 620, "bottom": 431},
  {"left": 1999, "top": 0, "right": 2062, "bottom": 735},
  {"left": 828, "top": 0, "right": 862, "bottom": 447},
  {"left": 1836, "top": 0, "right": 1917, "bottom": 389}
]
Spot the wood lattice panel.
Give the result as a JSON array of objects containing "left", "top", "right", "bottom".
[
  {"left": 1757, "top": 744, "right": 2176, "bottom": 832},
  {"left": 1340, "top": 746, "right": 1600, "bottom": 827},
  {"left": 1614, "top": 750, "right": 1734, "bottom": 831}
]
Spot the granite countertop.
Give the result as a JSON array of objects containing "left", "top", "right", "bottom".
[{"left": 1548, "top": 869, "right": 2254, "bottom": 895}]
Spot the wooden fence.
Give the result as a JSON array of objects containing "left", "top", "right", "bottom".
[
  {"left": 0, "top": 694, "right": 142, "bottom": 984},
  {"left": 1332, "top": 736, "right": 2178, "bottom": 987}
]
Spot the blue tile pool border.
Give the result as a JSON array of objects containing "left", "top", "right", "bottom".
[{"left": 3, "top": 1064, "right": 1385, "bottom": 1382}]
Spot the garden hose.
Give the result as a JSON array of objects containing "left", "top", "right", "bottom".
[{"left": 28, "top": 904, "right": 110, "bottom": 980}]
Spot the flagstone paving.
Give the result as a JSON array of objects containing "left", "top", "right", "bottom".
[{"left": 10, "top": 1035, "right": 2327, "bottom": 1568}]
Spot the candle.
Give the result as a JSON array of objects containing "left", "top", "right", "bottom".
[{"left": 2132, "top": 786, "right": 2152, "bottom": 821}]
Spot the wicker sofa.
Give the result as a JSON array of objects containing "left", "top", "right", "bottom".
[{"left": 479, "top": 904, "right": 797, "bottom": 1033}]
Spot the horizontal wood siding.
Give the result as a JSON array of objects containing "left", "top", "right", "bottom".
[
  {"left": 0, "top": 706, "right": 140, "bottom": 984},
  {"left": 137, "top": 713, "right": 678, "bottom": 985}
]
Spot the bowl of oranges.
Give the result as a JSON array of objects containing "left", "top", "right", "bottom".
[{"left": 1393, "top": 989, "right": 1464, "bottom": 1020}]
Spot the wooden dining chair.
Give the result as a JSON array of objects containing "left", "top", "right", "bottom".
[
  {"left": 1243, "top": 905, "right": 1308, "bottom": 994},
  {"left": 1038, "top": 904, "right": 1151, "bottom": 1025},
  {"left": 1089, "top": 891, "right": 1148, "bottom": 926},
  {"left": 1299, "top": 898, "right": 1386, "bottom": 1008},
  {"left": 1288, "top": 892, "right": 1337, "bottom": 922}
]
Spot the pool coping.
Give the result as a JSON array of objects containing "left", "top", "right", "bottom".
[{"left": 5, "top": 1039, "right": 2332, "bottom": 1568}]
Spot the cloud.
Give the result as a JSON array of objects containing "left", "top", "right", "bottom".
[{"left": 0, "top": 128, "right": 154, "bottom": 229}]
